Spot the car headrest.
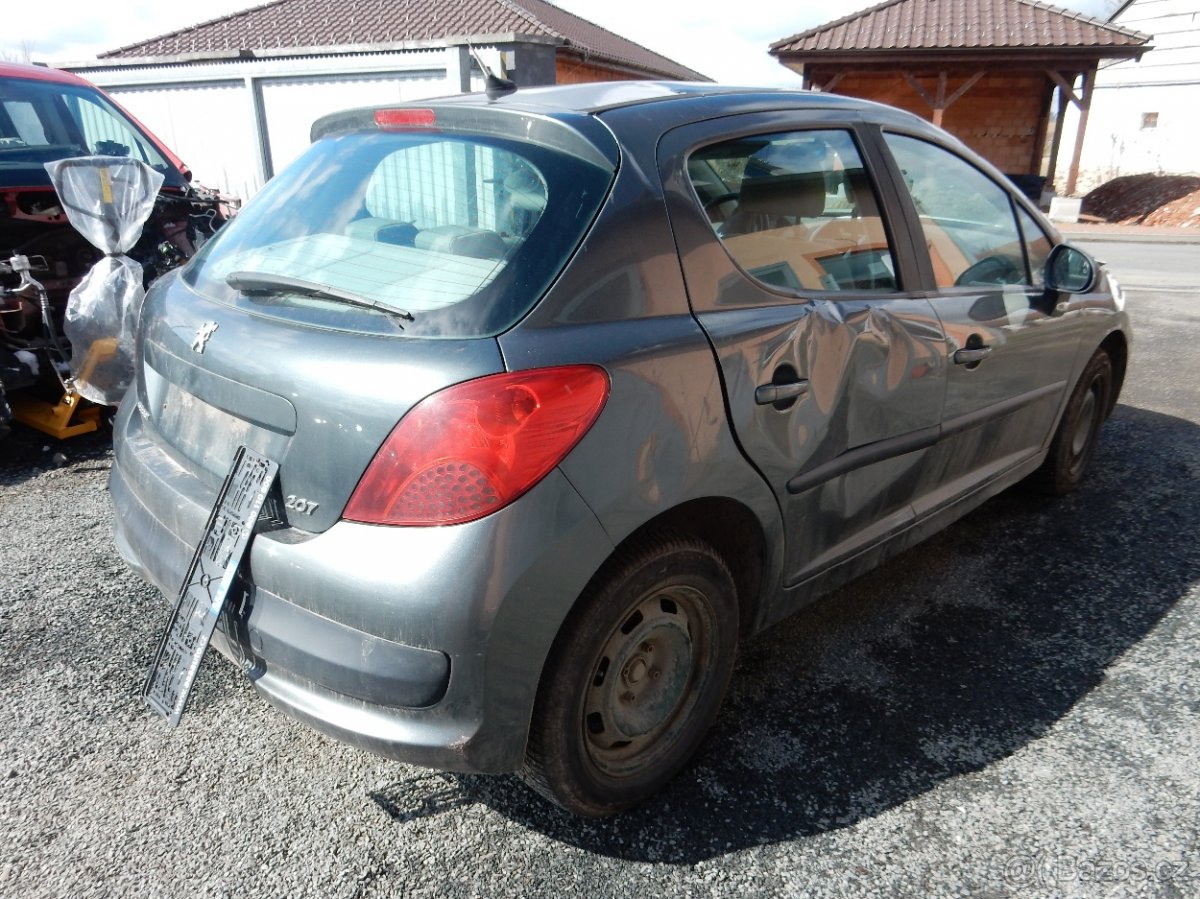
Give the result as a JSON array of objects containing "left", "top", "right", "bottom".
[
  {"left": 415, "top": 225, "right": 507, "bottom": 260},
  {"left": 736, "top": 172, "right": 825, "bottom": 218}
]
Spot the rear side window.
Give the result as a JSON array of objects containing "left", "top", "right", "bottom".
[
  {"left": 688, "top": 129, "right": 898, "bottom": 292},
  {"left": 187, "top": 130, "right": 612, "bottom": 338},
  {"left": 884, "top": 133, "right": 1034, "bottom": 289}
]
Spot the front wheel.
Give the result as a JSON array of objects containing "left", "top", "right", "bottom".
[
  {"left": 1033, "top": 348, "right": 1113, "bottom": 495},
  {"left": 520, "top": 536, "right": 739, "bottom": 817}
]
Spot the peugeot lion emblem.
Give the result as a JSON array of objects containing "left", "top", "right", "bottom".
[{"left": 192, "top": 321, "right": 219, "bottom": 354}]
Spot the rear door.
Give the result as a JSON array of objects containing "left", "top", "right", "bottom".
[
  {"left": 659, "top": 113, "right": 947, "bottom": 587},
  {"left": 877, "top": 132, "right": 1083, "bottom": 512}
]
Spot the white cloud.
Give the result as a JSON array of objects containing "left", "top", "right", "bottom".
[{"left": 3, "top": 1, "right": 255, "bottom": 62}]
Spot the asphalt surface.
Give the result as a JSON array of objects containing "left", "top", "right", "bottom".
[{"left": 2, "top": 244, "right": 1198, "bottom": 897}]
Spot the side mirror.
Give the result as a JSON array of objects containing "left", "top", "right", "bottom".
[{"left": 1045, "top": 243, "right": 1096, "bottom": 294}]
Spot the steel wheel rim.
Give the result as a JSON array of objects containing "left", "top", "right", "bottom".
[
  {"left": 1070, "top": 379, "right": 1101, "bottom": 460},
  {"left": 582, "top": 585, "right": 714, "bottom": 778}
]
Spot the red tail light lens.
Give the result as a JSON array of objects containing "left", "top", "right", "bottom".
[{"left": 344, "top": 366, "right": 610, "bottom": 526}]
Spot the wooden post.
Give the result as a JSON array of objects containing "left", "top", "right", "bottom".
[
  {"left": 1045, "top": 103, "right": 1063, "bottom": 187},
  {"left": 1065, "top": 67, "right": 1096, "bottom": 196},
  {"left": 1031, "top": 79, "right": 1054, "bottom": 176},
  {"left": 904, "top": 71, "right": 983, "bottom": 128},
  {"left": 933, "top": 71, "right": 948, "bottom": 126},
  {"left": 811, "top": 72, "right": 845, "bottom": 93},
  {"left": 1043, "top": 70, "right": 1079, "bottom": 191},
  {"left": 904, "top": 72, "right": 936, "bottom": 120}
]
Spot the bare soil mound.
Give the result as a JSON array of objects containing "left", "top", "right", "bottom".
[{"left": 1080, "top": 174, "right": 1200, "bottom": 227}]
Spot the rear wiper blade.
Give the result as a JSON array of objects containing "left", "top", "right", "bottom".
[{"left": 225, "top": 271, "right": 414, "bottom": 324}]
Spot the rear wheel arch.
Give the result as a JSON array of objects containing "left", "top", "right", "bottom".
[{"left": 607, "top": 496, "right": 768, "bottom": 638}]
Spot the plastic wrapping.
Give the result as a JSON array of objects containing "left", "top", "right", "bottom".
[{"left": 45, "top": 157, "right": 164, "bottom": 405}]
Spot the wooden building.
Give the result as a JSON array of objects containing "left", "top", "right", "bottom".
[{"left": 770, "top": 0, "right": 1151, "bottom": 196}]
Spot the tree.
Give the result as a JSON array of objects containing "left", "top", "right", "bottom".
[{"left": 0, "top": 41, "right": 34, "bottom": 64}]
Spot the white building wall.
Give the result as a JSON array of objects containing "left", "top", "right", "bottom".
[
  {"left": 1064, "top": 0, "right": 1200, "bottom": 192},
  {"left": 70, "top": 48, "right": 477, "bottom": 201},
  {"left": 260, "top": 69, "right": 453, "bottom": 173},
  {"left": 109, "top": 81, "right": 261, "bottom": 200}
]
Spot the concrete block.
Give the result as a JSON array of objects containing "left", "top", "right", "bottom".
[{"left": 1049, "top": 197, "right": 1083, "bottom": 223}]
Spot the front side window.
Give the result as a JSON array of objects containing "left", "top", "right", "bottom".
[
  {"left": 1016, "top": 204, "right": 1052, "bottom": 287},
  {"left": 884, "top": 133, "right": 1030, "bottom": 289},
  {"left": 689, "top": 129, "right": 898, "bottom": 293}
]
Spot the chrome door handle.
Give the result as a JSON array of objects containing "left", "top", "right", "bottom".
[
  {"left": 755, "top": 380, "right": 809, "bottom": 405},
  {"left": 953, "top": 346, "right": 992, "bottom": 365}
]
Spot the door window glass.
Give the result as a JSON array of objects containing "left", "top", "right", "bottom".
[
  {"left": 64, "top": 93, "right": 159, "bottom": 161},
  {"left": 884, "top": 133, "right": 1029, "bottom": 289},
  {"left": 1, "top": 101, "right": 48, "bottom": 145},
  {"left": 689, "top": 130, "right": 897, "bottom": 292}
]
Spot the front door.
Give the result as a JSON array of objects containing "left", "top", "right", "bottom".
[{"left": 878, "top": 132, "right": 1084, "bottom": 513}]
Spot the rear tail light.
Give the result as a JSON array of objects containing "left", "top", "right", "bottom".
[{"left": 344, "top": 366, "right": 609, "bottom": 526}]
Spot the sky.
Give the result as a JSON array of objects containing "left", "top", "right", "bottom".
[{"left": 3, "top": 0, "right": 1118, "bottom": 86}]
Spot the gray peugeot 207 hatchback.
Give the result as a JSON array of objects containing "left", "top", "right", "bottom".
[{"left": 110, "top": 82, "right": 1129, "bottom": 817}]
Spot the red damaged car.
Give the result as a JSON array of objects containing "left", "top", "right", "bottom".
[{"left": 0, "top": 62, "right": 225, "bottom": 439}]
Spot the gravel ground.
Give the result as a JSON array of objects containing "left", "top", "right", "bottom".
[{"left": 2, "top": 280, "right": 1198, "bottom": 897}]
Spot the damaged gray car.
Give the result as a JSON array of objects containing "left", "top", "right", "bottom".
[{"left": 110, "top": 82, "right": 1130, "bottom": 817}]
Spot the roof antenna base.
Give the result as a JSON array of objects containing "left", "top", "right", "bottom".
[{"left": 468, "top": 44, "right": 518, "bottom": 102}]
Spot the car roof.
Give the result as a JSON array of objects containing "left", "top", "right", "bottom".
[
  {"left": 411, "top": 80, "right": 938, "bottom": 135},
  {"left": 426, "top": 81, "right": 863, "bottom": 114},
  {"left": 315, "top": 80, "right": 948, "bottom": 158},
  {"left": 0, "top": 61, "right": 91, "bottom": 87}
]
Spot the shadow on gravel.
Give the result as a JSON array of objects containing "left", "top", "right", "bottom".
[
  {"left": 377, "top": 404, "right": 1200, "bottom": 862},
  {"left": 0, "top": 421, "right": 113, "bottom": 484}
]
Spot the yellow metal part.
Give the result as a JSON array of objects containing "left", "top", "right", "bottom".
[
  {"left": 75, "top": 336, "right": 120, "bottom": 384},
  {"left": 10, "top": 390, "right": 101, "bottom": 439},
  {"left": 10, "top": 337, "right": 119, "bottom": 439}
]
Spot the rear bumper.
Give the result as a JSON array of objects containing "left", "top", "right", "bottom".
[{"left": 111, "top": 400, "right": 615, "bottom": 773}]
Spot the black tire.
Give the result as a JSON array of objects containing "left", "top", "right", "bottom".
[
  {"left": 1032, "top": 348, "right": 1113, "bottom": 495},
  {"left": 520, "top": 536, "right": 739, "bottom": 817}
]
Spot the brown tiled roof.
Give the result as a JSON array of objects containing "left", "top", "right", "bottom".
[
  {"left": 100, "top": 0, "right": 709, "bottom": 80},
  {"left": 771, "top": 0, "right": 1150, "bottom": 55}
]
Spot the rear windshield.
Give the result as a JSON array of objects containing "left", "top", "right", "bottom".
[{"left": 185, "top": 129, "right": 615, "bottom": 338}]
